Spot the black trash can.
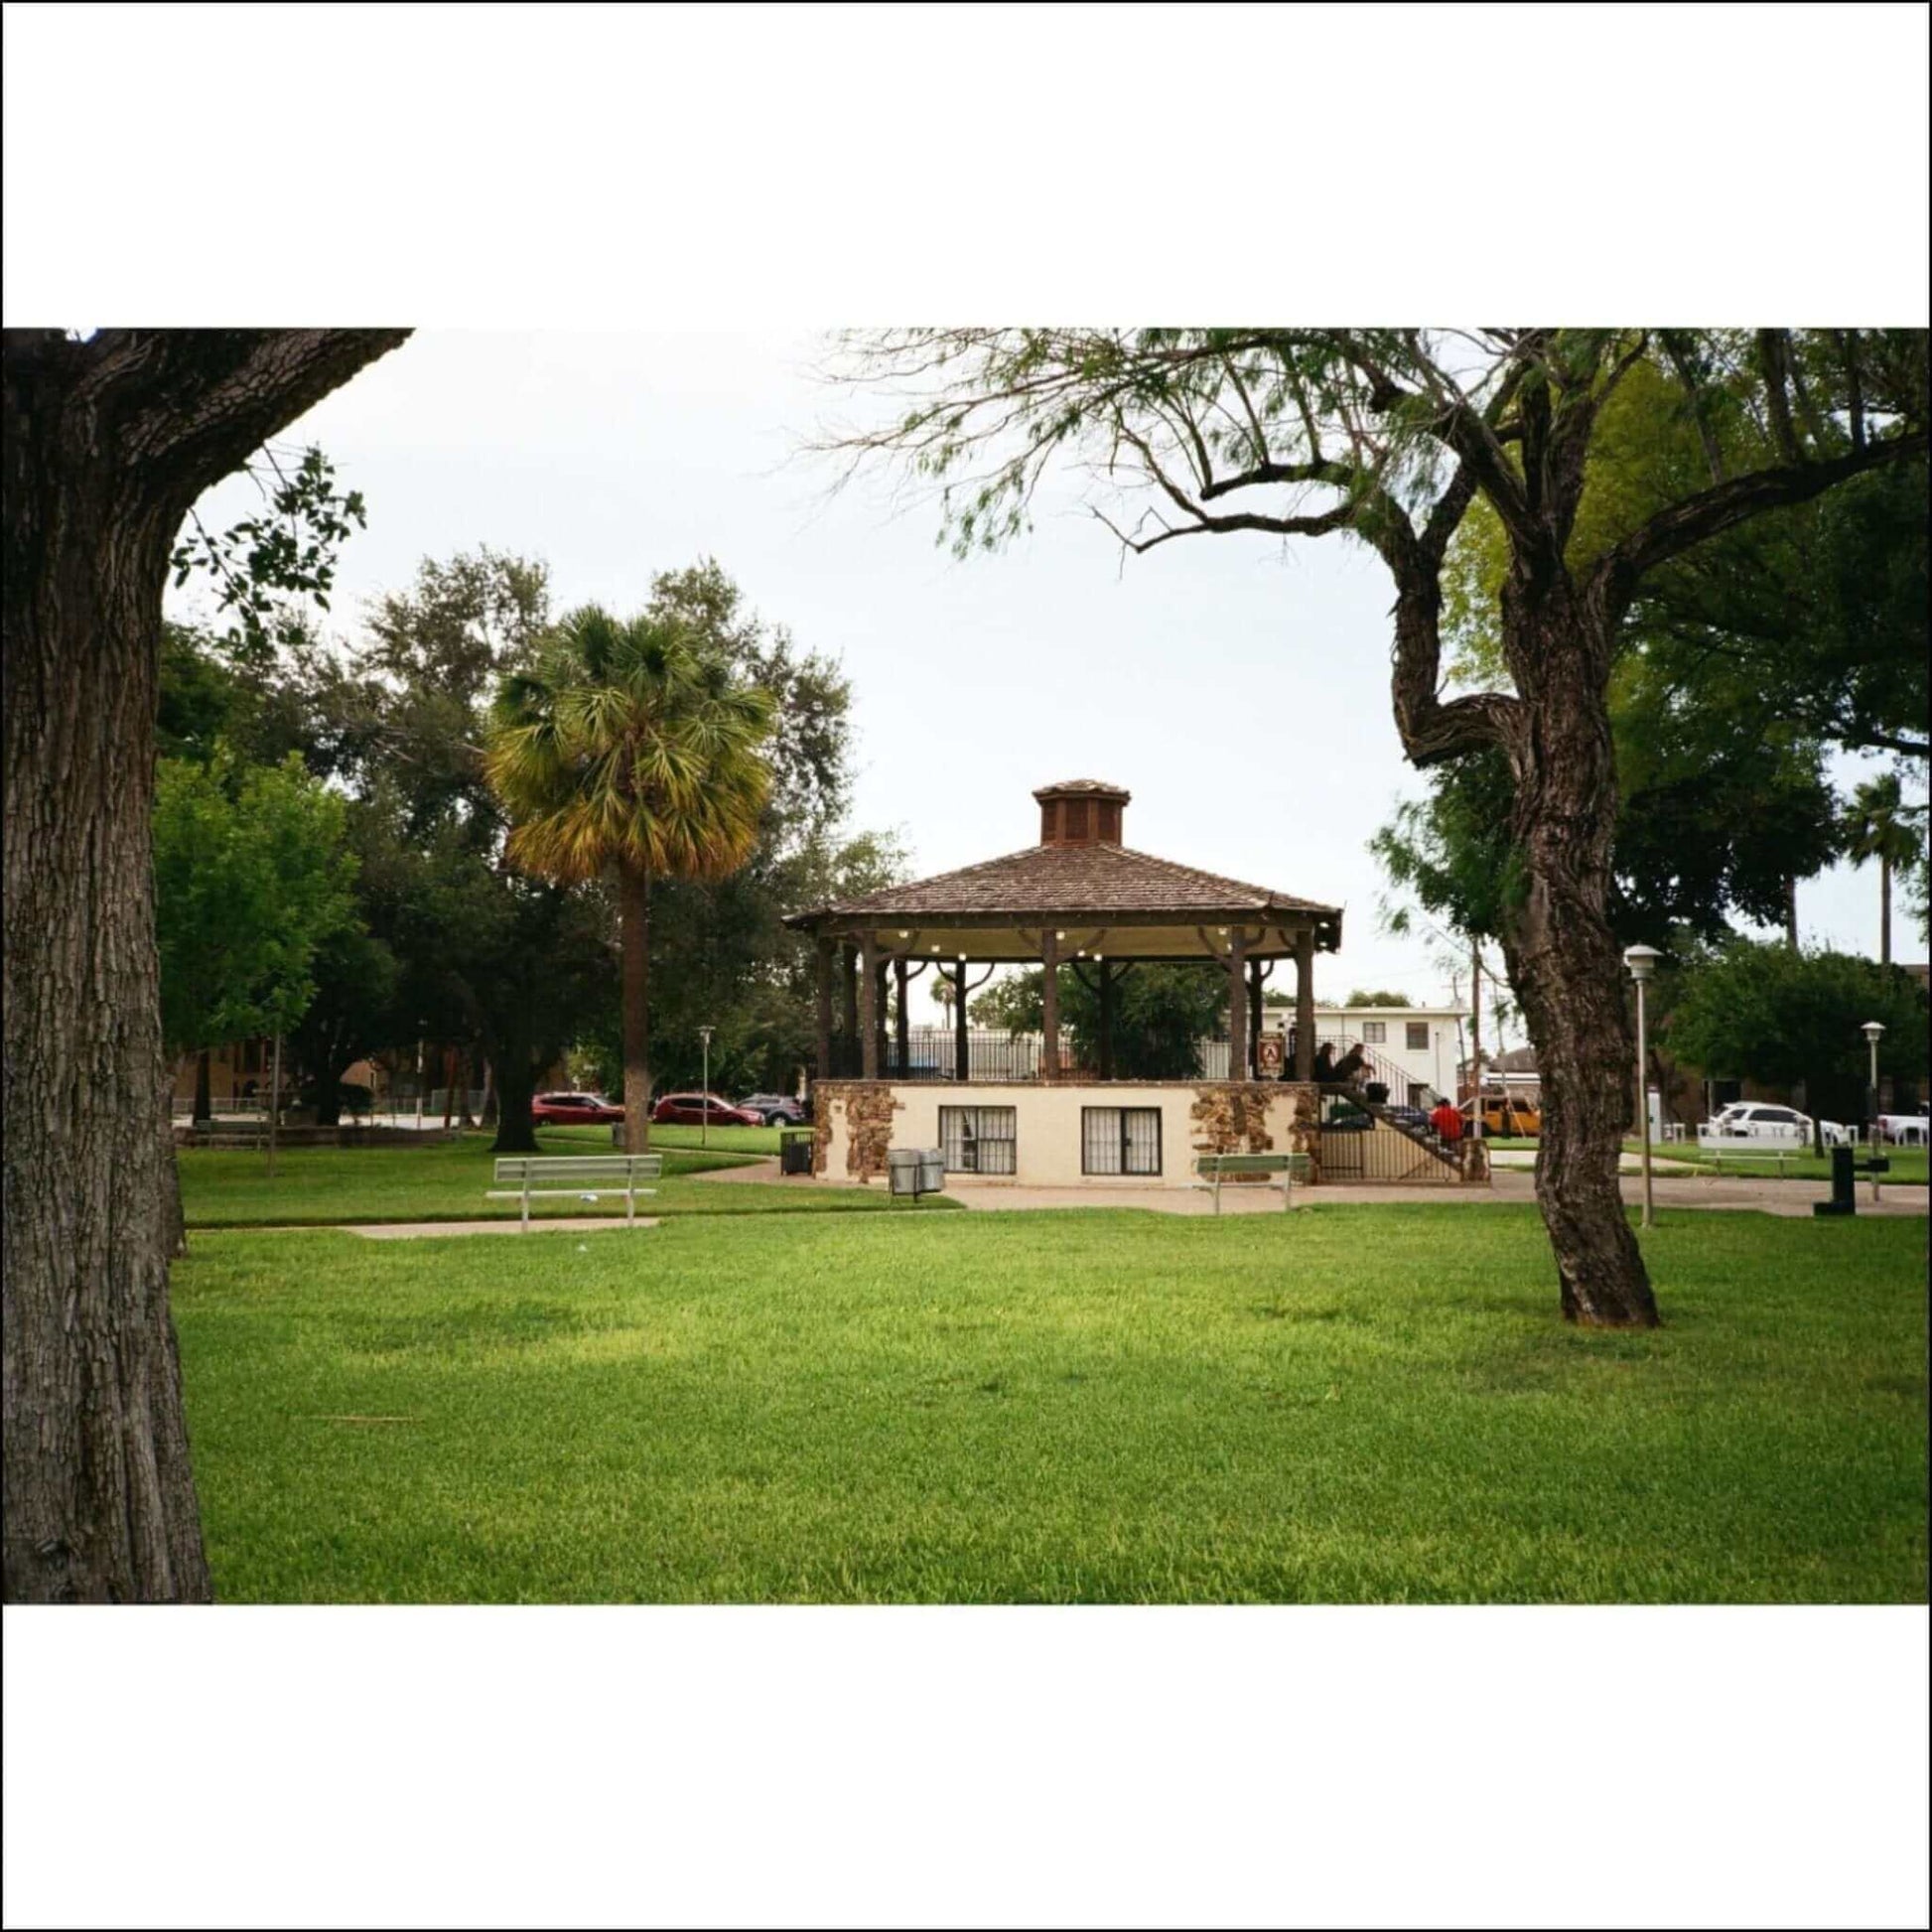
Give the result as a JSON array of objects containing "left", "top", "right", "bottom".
[{"left": 779, "top": 1127, "right": 814, "bottom": 1175}]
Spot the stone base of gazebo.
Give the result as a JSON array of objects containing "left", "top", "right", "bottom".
[{"left": 811, "top": 1079, "right": 1326, "bottom": 1189}]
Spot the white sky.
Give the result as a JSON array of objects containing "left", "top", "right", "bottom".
[{"left": 177, "top": 329, "right": 1921, "bottom": 1036}]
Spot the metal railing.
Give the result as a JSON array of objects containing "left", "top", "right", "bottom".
[
  {"left": 1316, "top": 1087, "right": 1464, "bottom": 1182},
  {"left": 824, "top": 1029, "right": 1044, "bottom": 1082}
]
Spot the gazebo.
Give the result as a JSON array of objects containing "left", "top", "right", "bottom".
[{"left": 783, "top": 780, "right": 1386, "bottom": 1188}]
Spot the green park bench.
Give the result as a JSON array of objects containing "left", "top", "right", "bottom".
[
  {"left": 487, "top": 1154, "right": 662, "bottom": 1229},
  {"left": 1191, "top": 1151, "right": 1312, "bottom": 1214}
]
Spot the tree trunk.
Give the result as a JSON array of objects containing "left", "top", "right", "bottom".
[
  {"left": 3, "top": 328, "right": 407, "bottom": 1601},
  {"left": 3, "top": 393, "right": 209, "bottom": 1599},
  {"left": 193, "top": 1047, "right": 212, "bottom": 1126},
  {"left": 1879, "top": 854, "right": 1891, "bottom": 966},
  {"left": 620, "top": 865, "right": 651, "bottom": 1153},
  {"left": 489, "top": 1022, "right": 538, "bottom": 1154},
  {"left": 1785, "top": 876, "right": 1800, "bottom": 949},
  {"left": 1499, "top": 595, "right": 1661, "bottom": 1329}
]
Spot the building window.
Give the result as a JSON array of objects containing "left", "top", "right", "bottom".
[
  {"left": 1361, "top": 1021, "right": 1386, "bottom": 1043},
  {"left": 1406, "top": 1022, "right": 1430, "bottom": 1051},
  {"left": 939, "top": 1106, "right": 1016, "bottom": 1174},
  {"left": 1081, "top": 1107, "right": 1162, "bottom": 1175}
]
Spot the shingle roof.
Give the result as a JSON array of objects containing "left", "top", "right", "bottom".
[
  {"left": 1033, "top": 777, "right": 1131, "bottom": 798},
  {"left": 787, "top": 840, "right": 1339, "bottom": 924}
]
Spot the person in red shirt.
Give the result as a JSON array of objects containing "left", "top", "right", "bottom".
[{"left": 1431, "top": 1097, "right": 1465, "bottom": 1144}]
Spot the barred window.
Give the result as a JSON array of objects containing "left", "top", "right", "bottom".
[
  {"left": 1361, "top": 1021, "right": 1386, "bottom": 1043},
  {"left": 1082, "top": 1107, "right": 1162, "bottom": 1175},
  {"left": 939, "top": 1106, "right": 1017, "bottom": 1174},
  {"left": 1406, "top": 1022, "right": 1430, "bottom": 1051}
]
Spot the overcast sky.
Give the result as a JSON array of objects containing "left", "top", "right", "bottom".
[{"left": 177, "top": 329, "right": 1920, "bottom": 1033}]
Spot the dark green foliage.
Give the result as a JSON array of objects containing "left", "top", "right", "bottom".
[
  {"left": 1666, "top": 940, "right": 1930, "bottom": 1128},
  {"left": 972, "top": 962, "right": 1226, "bottom": 1078}
]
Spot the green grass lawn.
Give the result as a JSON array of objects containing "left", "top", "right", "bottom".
[
  {"left": 1482, "top": 1135, "right": 1928, "bottom": 1183},
  {"left": 178, "top": 1130, "right": 956, "bottom": 1226},
  {"left": 172, "top": 1205, "right": 1929, "bottom": 1603},
  {"left": 1633, "top": 1142, "right": 1929, "bottom": 1184}
]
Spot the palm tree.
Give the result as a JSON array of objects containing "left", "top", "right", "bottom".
[
  {"left": 484, "top": 607, "right": 773, "bottom": 1151},
  {"left": 1842, "top": 773, "right": 1923, "bottom": 966}
]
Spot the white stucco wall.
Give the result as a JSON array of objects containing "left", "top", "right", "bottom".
[{"left": 818, "top": 1081, "right": 1314, "bottom": 1189}]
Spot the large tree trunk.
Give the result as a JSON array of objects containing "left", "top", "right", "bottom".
[
  {"left": 620, "top": 865, "right": 652, "bottom": 1153},
  {"left": 193, "top": 1047, "right": 212, "bottom": 1126},
  {"left": 1499, "top": 594, "right": 1660, "bottom": 1330},
  {"left": 489, "top": 1010, "right": 539, "bottom": 1154},
  {"left": 2, "top": 328, "right": 407, "bottom": 1602}
]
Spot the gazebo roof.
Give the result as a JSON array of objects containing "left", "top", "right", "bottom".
[
  {"left": 792, "top": 841, "right": 1336, "bottom": 926},
  {"left": 786, "top": 782, "right": 1342, "bottom": 959}
]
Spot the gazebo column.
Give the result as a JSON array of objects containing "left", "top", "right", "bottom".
[
  {"left": 952, "top": 965, "right": 970, "bottom": 1081},
  {"left": 894, "top": 955, "right": 909, "bottom": 1077},
  {"left": 1295, "top": 928, "right": 1316, "bottom": 1081},
  {"left": 814, "top": 934, "right": 833, "bottom": 1084},
  {"left": 841, "top": 943, "right": 859, "bottom": 1066},
  {"left": 873, "top": 954, "right": 890, "bottom": 1075},
  {"left": 1097, "top": 962, "right": 1115, "bottom": 1082},
  {"left": 1247, "top": 958, "right": 1266, "bottom": 1077},
  {"left": 1040, "top": 931, "right": 1060, "bottom": 1084},
  {"left": 858, "top": 933, "right": 881, "bottom": 1080},
  {"left": 1227, "top": 928, "right": 1247, "bottom": 1084}
]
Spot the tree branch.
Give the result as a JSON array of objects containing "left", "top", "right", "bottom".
[
  {"left": 1597, "top": 428, "right": 1931, "bottom": 609},
  {"left": 72, "top": 330, "right": 411, "bottom": 514}
]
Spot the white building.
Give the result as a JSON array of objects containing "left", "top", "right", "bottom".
[{"left": 1253, "top": 1004, "right": 1469, "bottom": 1108}]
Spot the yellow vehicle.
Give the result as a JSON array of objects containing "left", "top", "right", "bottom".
[{"left": 1464, "top": 1094, "right": 1541, "bottom": 1137}]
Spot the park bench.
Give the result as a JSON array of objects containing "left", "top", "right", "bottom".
[
  {"left": 1192, "top": 1151, "right": 1311, "bottom": 1214},
  {"left": 487, "top": 1154, "right": 662, "bottom": 1229}
]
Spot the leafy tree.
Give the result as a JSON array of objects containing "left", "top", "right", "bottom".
[
  {"left": 972, "top": 962, "right": 1225, "bottom": 1078},
  {"left": 486, "top": 607, "right": 775, "bottom": 1151},
  {"left": 168, "top": 444, "right": 370, "bottom": 666},
  {"left": 1344, "top": 989, "right": 1414, "bottom": 1007},
  {"left": 1665, "top": 940, "right": 1929, "bottom": 1149},
  {"left": 153, "top": 752, "right": 359, "bottom": 1091},
  {"left": 1842, "top": 772, "right": 1926, "bottom": 967},
  {"left": 4, "top": 328, "right": 406, "bottom": 1601},
  {"left": 819, "top": 327, "right": 1928, "bottom": 1323}
]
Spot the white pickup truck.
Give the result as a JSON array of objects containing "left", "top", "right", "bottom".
[{"left": 1876, "top": 1108, "right": 1929, "bottom": 1146}]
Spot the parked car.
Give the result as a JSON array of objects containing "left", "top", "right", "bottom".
[
  {"left": 739, "top": 1092, "right": 810, "bottom": 1126},
  {"left": 531, "top": 1091, "right": 624, "bottom": 1126},
  {"left": 650, "top": 1091, "right": 764, "bottom": 1128},
  {"left": 1705, "top": 1103, "right": 1850, "bottom": 1147}
]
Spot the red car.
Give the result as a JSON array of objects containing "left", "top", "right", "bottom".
[
  {"left": 532, "top": 1091, "right": 624, "bottom": 1126},
  {"left": 650, "top": 1091, "right": 763, "bottom": 1128}
]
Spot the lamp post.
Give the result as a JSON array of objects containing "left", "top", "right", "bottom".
[
  {"left": 1862, "top": 1021, "right": 1885, "bottom": 1197},
  {"left": 699, "top": 1025, "right": 715, "bottom": 1148},
  {"left": 1624, "top": 945, "right": 1661, "bottom": 1229}
]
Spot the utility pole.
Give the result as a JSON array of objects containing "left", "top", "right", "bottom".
[{"left": 1468, "top": 942, "right": 1483, "bottom": 1154}]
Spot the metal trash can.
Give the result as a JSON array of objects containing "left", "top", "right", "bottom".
[
  {"left": 779, "top": 1127, "right": 814, "bottom": 1175},
  {"left": 887, "top": 1149, "right": 922, "bottom": 1197},
  {"left": 916, "top": 1149, "right": 945, "bottom": 1194}
]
